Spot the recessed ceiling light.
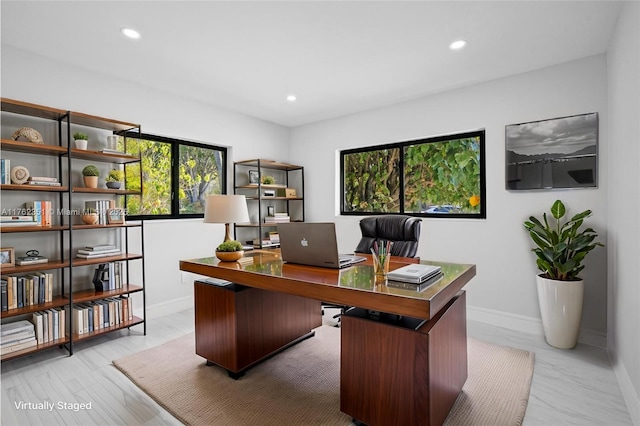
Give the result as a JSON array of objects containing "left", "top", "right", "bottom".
[
  {"left": 121, "top": 28, "right": 141, "bottom": 40},
  {"left": 449, "top": 40, "right": 467, "bottom": 50},
  {"left": 286, "top": 95, "right": 297, "bottom": 102}
]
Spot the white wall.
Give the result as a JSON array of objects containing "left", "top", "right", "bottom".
[
  {"left": 1, "top": 46, "right": 291, "bottom": 316},
  {"left": 290, "top": 55, "right": 609, "bottom": 342},
  {"left": 607, "top": 2, "right": 640, "bottom": 423}
]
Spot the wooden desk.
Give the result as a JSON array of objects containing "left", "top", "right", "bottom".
[{"left": 180, "top": 252, "right": 476, "bottom": 426}]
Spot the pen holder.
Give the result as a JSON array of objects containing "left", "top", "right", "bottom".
[{"left": 372, "top": 253, "right": 390, "bottom": 281}]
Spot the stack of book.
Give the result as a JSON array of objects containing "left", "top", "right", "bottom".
[
  {"left": 264, "top": 213, "right": 290, "bottom": 223},
  {"left": 0, "top": 159, "right": 10, "bottom": 184},
  {"left": 0, "top": 215, "right": 37, "bottom": 228},
  {"left": 26, "top": 176, "right": 61, "bottom": 187},
  {"left": 1, "top": 320, "right": 37, "bottom": 355},
  {"left": 77, "top": 245, "right": 120, "bottom": 259},
  {"left": 23, "top": 200, "right": 52, "bottom": 227}
]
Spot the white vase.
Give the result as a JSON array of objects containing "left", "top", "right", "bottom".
[
  {"left": 536, "top": 274, "right": 583, "bottom": 349},
  {"left": 75, "top": 139, "right": 88, "bottom": 150}
]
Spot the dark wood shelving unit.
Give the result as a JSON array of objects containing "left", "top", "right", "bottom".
[{"left": 0, "top": 97, "right": 146, "bottom": 360}]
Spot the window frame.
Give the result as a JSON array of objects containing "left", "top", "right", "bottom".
[
  {"left": 125, "top": 132, "right": 227, "bottom": 221},
  {"left": 340, "top": 130, "right": 486, "bottom": 219}
]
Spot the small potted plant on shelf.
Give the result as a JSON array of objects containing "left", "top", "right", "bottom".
[
  {"left": 215, "top": 240, "right": 244, "bottom": 262},
  {"left": 81, "top": 208, "right": 98, "bottom": 225},
  {"left": 523, "top": 199, "right": 604, "bottom": 349},
  {"left": 261, "top": 175, "right": 276, "bottom": 185},
  {"left": 82, "top": 165, "right": 100, "bottom": 188},
  {"left": 105, "top": 169, "right": 124, "bottom": 189},
  {"left": 73, "top": 132, "right": 89, "bottom": 150}
]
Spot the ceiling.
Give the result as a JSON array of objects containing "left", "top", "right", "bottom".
[{"left": 1, "top": 1, "right": 622, "bottom": 127}]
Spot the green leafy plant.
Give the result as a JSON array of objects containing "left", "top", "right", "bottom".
[
  {"left": 82, "top": 165, "right": 99, "bottom": 176},
  {"left": 523, "top": 199, "right": 604, "bottom": 281},
  {"left": 73, "top": 132, "right": 88, "bottom": 141},
  {"left": 105, "top": 169, "right": 124, "bottom": 182},
  {"left": 261, "top": 175, "right": 275, "bottom": 185},
  {"left": 216, "top": 240, "right": 243, "bottom": 252}
]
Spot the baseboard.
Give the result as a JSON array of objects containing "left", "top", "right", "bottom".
[
  {"left": 466, "top": 305, "right": 607, "bottom": 349},
  {"left": 146, "top": 296, "right": 193, "bottom": 320},
  {"left": 611, "top": 358, "right": 640, "bottom": 426}
]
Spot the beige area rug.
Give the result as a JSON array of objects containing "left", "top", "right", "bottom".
[{"left": 113, "top": 326, "right": 534, "bottom": 426}]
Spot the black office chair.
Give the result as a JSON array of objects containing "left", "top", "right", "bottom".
[{"left": 322, "top": 215, "right": 422, "bottom": 324}]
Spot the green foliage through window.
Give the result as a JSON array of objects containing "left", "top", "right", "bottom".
[
  {"left": 341, "top": 130, "right": 485, "bottom": 218},
  {"left": 120, "top": 133, "right": 226, "bottom": 219}
]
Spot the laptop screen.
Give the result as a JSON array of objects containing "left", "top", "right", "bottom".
[{"left": 277, "top": 222, "right": 364, "bottom": 269}]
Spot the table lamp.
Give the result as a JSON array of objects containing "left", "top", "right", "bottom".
[{"left": 203, "top": 194, "right": 250, "bottom": 243}]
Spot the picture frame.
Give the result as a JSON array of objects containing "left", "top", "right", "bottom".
[
  {"left": 248, "top": 170, "right": 260, "bottom": 185},
  {"left": 107, "top": 208, "right": 125, "bottom": 224},
  {"left": 0, "top": 247, "right": 15, "bottom": 267},
  {"left": 505, "top": 112, "right": 598, "bottom": 190},
  {"left": 267, "top": 206, "right": 275, "bottom": 216}
]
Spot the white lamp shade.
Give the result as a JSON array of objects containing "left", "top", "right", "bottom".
[{"left": 203, "top": 195, "right": 250, "bottom": 224}]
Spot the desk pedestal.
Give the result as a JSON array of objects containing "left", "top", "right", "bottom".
[
  {"left": 341, "top": 291, "right": 467, "bottom": 426},
  {"left": 194, "top": 280, "right": 322, "bottom": 378}
]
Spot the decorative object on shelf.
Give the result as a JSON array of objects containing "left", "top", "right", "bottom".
[
  {"left": 267, "top": 206, "right": 275, "bottom": 216},
  {"left": 92, "top": 263, "right": 110, "bottom": 292},
  {"left": 10, "top": 166, "right": 29, "bottom": 184},
  {"left": 0, "top": 247, "right": 15, "bottom": 267},
  {"left": 276, "top": 188, "right": 297, "bottom": 198},
  {"left": 15, "top": 249, "right": 48, "bottom": 266},
  {"left": 107, "top": 208, "right": 125, "bottom": 224},
  {"left": 105, "top": 169, "right": 124, "bottom": 189},
  {"left": 506, "top": 112, "right": 598, "bottom": 190},
  {"left": 82, "top": 165, "right": 99, "bottom": 188},
  {"left": 215, "top": 240, "right": 244, "bottom": 262},
  {"left": 204, "top": 194, "right": 250, "bottom": 251},
  {"left": 261, "top": 175, "right": 276, "bottom": 185},
  {"left": 81, "top": 208, "right": 99, "bottom": 225},
  {"left": 523, "top": 199, "right": 604, "bottom": 349},
  {"left": 73, "top": 132, "right": 89, "bottom": 150},
  {"left": 248, "top": 170, "right": 260, "bottom": 185},
  {"left": 11, "top": 127, "right": 43, "bottom": 144}
]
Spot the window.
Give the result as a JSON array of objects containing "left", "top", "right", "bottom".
[
  {"left": 341, "top": 130, "right": 485, "bottom": 218},
  {"left": 121, "top": 133, "right": 227, "bottom": 219}
]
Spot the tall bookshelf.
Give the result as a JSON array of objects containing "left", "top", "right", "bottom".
[
  {"left": 0, "top": 98, "right": 146, "bottom": 361},
  {"left": 233, "top": 159, "right": 304, "bottom": 249}
]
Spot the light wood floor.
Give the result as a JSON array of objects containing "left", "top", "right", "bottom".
[{"left": 1, "top": 308, "right": 633, "bottom": 426}]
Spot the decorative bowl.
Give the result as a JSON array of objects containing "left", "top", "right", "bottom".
[
  {"left": 215, "top": 250, "right": 244, "bottom": 262},
  {"left": 106, "top": 181, "right": 122, "bottom": 189}
]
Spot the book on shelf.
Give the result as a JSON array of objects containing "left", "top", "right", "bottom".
[
  {"left": 1, "top": 159, "right": 10, "bottom": 184},
  {"left": 1, "top": 280, "right": 7, "bottom": 311},
  {"left": 25, "top": 181, "right": 62, "bottom": 187},
  {"left": 84, "top": 244, "right": 118, "bottom": 251},
  {"left": 1, "top": 332, "right": 36, "bottom": 348},
  {"left": 23, "top": 200, "right": 52, "bottom": 227},
  {"left": 0, "top": 215, "right": 35, "bottom": 222},
  {"left": 264, "top": 215, "right": 290, "bottom": 223},
  {"left": 77, "top": 251, "right": 121, "bottom": 259},
  {"left": 15, "top": 255, "right": 49, "bottom": 266},
  {"left": 1, "top": 320, "right": 34, "bottom": 337},
  {"left": 85, "top": 200, "right": 114, "bottom": 225},
  {"left": 77, "top": 248, "right": 120, "bottom": 256},
  {"left": 28, "top": 176, "right": 57, "bottom": 183},
  {"left": 0, "top": 338, "right": 37, "bottom": 355},
  {"left": 0, "top": 221, "right": 40, "bottom": 227},
  {"left": 101, "top": 148, "right": 126, "bottom": 155}
]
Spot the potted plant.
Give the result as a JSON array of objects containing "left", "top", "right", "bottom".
[
  {"left": 105, "top": 169, "right": 124, "bottom": 189},
  {"left": 82, "top": 165, "right": 100, "bottom": 188},
  {"left": 261, "top": 175, "right": 276, "bottom": 185},
  {"left": 81, "top": 208, "right": 98, "bottom": 225},
  {"left": 215, "top": 240, "right": 244, "bottom": 262},
  {"left": 73, "top": 132, "right": 89, "bottom": 150},
  {"left": 523, "top": 199, "right": 604, "bottom": 349}
]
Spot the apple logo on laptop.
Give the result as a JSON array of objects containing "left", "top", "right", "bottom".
[{"left": 300, "top": 238, "right": 308, "bottom": 247}]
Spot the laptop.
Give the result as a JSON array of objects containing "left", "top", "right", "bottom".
[
  {"left": 387, "top": 264, "right": 442, "bottom": 284},
  {"left": 277, "top": 222, "right": 366, "bottom": 269}
]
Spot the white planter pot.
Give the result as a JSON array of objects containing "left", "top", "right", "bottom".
[
  {"left": 75, "top": 139, "right": 88, "bottom": 150},
  {"left": 536, "top": 274, "right": 583, "bottom": 349}
]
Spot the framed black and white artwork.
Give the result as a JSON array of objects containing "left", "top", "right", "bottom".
[{"left": 505, "top": 112, "right": 598, "bottom": 190}]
